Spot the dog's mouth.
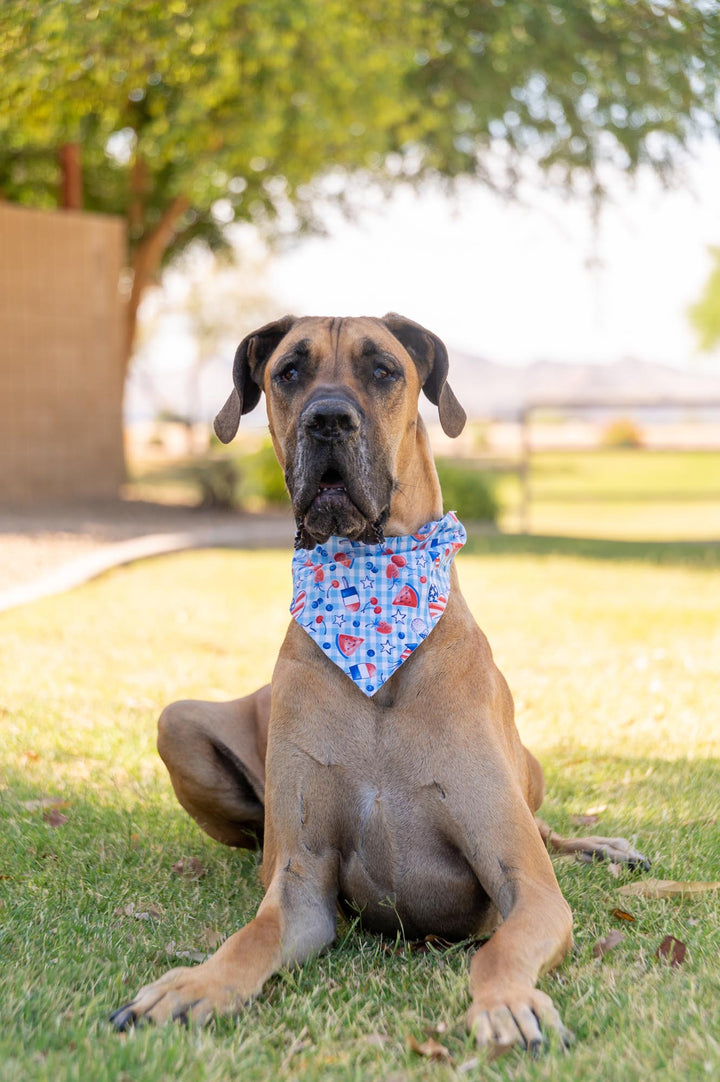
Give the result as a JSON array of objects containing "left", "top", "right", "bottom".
[{"left": 293, "top": 465, "right": 389, "bottom": 549}]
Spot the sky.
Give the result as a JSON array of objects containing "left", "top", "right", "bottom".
[
  {"left": 268, "top": 141, "right": 720, "bottom": 371},
  {"left": 128, "top": 139, "right": 720, "bottom": 423}
]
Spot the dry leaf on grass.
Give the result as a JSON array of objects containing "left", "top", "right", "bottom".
[
  {"left": 570, "top": 813, "right": 600, "bottom": 827},
  {"left": 593, "top": 929, "right": 624, "bottom": 958},
  {"left": 198, "top": 927, "right": 225, "bottom": 949},
  {"left": 610, "top": 907, "right": 636, "bottom": 922},
  {"left": 407, "top": 1034, "right": 453, "bottom": 1063},
  {"left": 171, "top": 857, "right": 206, "bottom": 880},
  {"left": 656, "top": 935, "right": 687, "bottom": 967},
  {"left": 617, "top": 879, "right": 720, "bottom": 900},
  {"left": 163, "top": 942, "right": 207, "bottom": 963},
  {"left": 114, "top": 902, "right": 163, "bottom": 921},
  {"left": 43, "top": 808, "right": 68, "bottom": 827}
]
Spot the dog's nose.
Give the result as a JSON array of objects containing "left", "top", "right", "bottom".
[{"left": 301, "top": 397, "right": 361, "bottom": 442}]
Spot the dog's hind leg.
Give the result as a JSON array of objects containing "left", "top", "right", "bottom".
[
  {"left": 157, "top": 685, "right": 271, "bottom": 848},
  {"left": 536, "top": 818, "right": 650, "bottom": 870}
]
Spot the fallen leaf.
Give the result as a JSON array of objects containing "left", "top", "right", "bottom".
[
  {"left": 610, "top": 907, "right": 636, "bottom": 923},
  {"left": 164, "top": 944, "right": 207, "bottom": 963},
  {"left": 407, "top": 1034, "right": 453, "bottom": 1063},
  {"left": 410, "top": 934, "right": 456, "bottom": 953},
  {"left": 585, "top": 804, "right": 608, "bottom": 816},
  {"left": 171, "top": 857, "right": 206, "bottom": 880},
  {"left": 656, "top": 935, "right": 687, "bottom": 967},
  {"left": 593, "top": 929, "right": 624, "bottom": 958},
  {"left": 198, "top": 927, "right": 225, "bottom": 949},
  {"left": 43, "top": 809, "right": 68, "bottom": 827},
  {"left": 114, "top": 902, "right": 163, "bottom": 920},
  {"left": 570, "top": 814, "right": 600, "bottom": 827},
  {"left": 134, "top": 906, "right": 163, "bottom": 921},
  {"left": 617, "top": 879, "right": 720, "bottom": 900}
]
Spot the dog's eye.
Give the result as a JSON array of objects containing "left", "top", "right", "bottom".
[
  {"left": 275, "top": 364, "right": 299, "bottom": 384},
  {"left": 373, "top": 364, "right": 395, "bottom": 381}
]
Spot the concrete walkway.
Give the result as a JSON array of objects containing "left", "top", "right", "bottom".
[{"left": 0, "top": 503, "right": 295, "bottom": 614}]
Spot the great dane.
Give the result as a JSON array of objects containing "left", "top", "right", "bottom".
[{"left": 111, "top": 314, "right": 647, "bottom": 1053}]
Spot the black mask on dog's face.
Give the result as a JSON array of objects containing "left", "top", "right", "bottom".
[{"left": 214, "top": 314, "right": 466, "bottom": 548}]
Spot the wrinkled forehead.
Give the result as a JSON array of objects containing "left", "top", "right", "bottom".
[{"left": 269, "top": 316, "right": 414, "bottom": 368}]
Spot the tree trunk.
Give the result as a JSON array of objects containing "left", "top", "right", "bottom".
[
  {"left": 123, "top": 194, "right": 190, "bottom": 376},
  {"left": 59, "top": 144, "right": 83, "bottom": 210}
]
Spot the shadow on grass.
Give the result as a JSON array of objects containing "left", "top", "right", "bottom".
[
  {"left": 464, "top": 529, "right": 720, "bottom": 567},
  {"left": 2, "top": 752, "right": 718, "bottom": 898},
  {"left": 1, "top": 755, "right": 718, "bottom": 1082}
]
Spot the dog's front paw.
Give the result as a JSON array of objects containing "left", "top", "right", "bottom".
[
  {"left": 110, "top": 963, "right": 234, "bottom": 1029},
  {"left": 467, "top": 986, "right": 573, "bottom": 1056}
]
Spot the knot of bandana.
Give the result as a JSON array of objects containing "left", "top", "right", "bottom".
[{"left": 290, "top": 511, "right": 467, "bottom": 696}]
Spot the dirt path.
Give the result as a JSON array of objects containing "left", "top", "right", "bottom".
[{"left": 0, "top": 500, "right": 295, "bottom": 611}]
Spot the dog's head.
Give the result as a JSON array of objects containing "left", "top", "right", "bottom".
[{"left": 214, "top": 314, "right": 466, "bottom": 548}]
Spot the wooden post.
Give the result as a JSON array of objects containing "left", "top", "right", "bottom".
[
  {"left": 59, "top": 143, "right": 83, "bottom": 210},
  {"left": 519, "top": 406, "right": 531, "bottom": 534}
]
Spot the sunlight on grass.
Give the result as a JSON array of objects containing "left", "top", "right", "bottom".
[{"left": 1, "top": 544, "right": 718, "bottom": 1081}]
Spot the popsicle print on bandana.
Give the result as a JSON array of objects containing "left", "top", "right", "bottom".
[{"left": 290, "top": 512, "right": 467, "bottom": 696}]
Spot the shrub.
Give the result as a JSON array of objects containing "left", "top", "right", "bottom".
[
  {"left": 238, "top": 440, "right": 289, "bottom": 508},
  {"left": 435, "top": 459, "right": 499, "bottom": 523},
  {"left": 182, "top": 457, "right": 239, "bottom": 510},
  {"left": 601, "top": 417, "right": 644, "bottom": 449}
]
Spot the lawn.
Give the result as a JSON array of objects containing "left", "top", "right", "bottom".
[
  {"left": 1, "top": 539, "right": 719, "bottom": 1081},
  {"left": 496, "top": 450, "right": 720, "bottom": 539}
]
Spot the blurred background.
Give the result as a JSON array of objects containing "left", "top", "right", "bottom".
[{"left": 2, "top": 0, "right": 720, "bottom": 553}]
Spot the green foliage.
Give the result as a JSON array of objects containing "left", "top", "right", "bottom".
[
  {"left": 175, "top": 442, "right": 288, "bottom": 510},
  {"left": 436, "top": 459, "right": 498, "bottom": 522},
  {"left": 601, "top": 417, "right": 644, "bottom": 449},
  {"left": 688, "top": 245, "right": 720, "bottom": 352},
  {"left": 239, "top": 441, "right": 289, "bottom": 509},
  {"left": 2, "top": 0, "right": 719, "bottom": 266}
]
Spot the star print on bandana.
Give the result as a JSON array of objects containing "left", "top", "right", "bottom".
[{"left": 290, "top": 512, "right": 467, "bottom": 696}]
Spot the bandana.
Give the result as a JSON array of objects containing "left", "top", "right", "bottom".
[{"left": 290, "top": 511, "right": 467, "bottom": 696}]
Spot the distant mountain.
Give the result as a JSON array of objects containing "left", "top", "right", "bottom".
[
  {"left": 125, "top": 348, "right": 720, "bottom": 424},
  {"left": 438, "top": 351, "right": 720, "bottom": 420}
]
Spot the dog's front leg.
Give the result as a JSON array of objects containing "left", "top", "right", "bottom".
[
  {"left": 110, "top": 850, "right": 337, "bottom": 1029},
  {"left": 461, "top": 788, "right": 574, "bottom": 1054}
]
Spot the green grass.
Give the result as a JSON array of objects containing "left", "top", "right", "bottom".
[
  {"left": 497, "top": 450, "right": 720, "bottom": 539},
  {"left": 1, "top": 541, "right": 719, "bottom": 1080}
]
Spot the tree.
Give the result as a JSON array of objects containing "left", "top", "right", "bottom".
[
  {"left": 2, "top": 0, "right": 719, "bottom": 377},
  {"left": 689, "top": 247, "right": 720, "bottom": 351},
  {"left": 131, "top": 234, "right": 276, "bottom": 446}
]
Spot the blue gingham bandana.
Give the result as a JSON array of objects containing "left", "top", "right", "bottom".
[{"left": 290, "top": 512, "right": 467, "bottom": 696}]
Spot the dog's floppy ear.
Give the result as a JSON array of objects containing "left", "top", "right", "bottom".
[
  {"left": 380, "top": 313, "right": 467, "bottom": 438},
  {"left": 214, "top": 315, "right": 297, "bottom": 443}
]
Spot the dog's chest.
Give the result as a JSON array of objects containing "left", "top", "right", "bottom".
[{"left": 331, "top": 767, "right": 490, "bottom": 940}]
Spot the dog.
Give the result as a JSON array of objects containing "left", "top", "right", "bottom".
[{"left": 111, "top": 314, "right": 647, "bottom": 1052}]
